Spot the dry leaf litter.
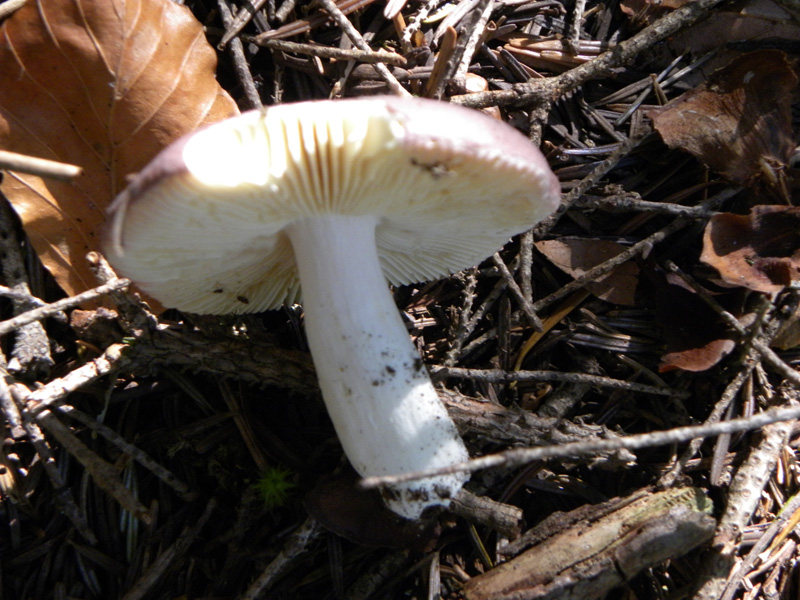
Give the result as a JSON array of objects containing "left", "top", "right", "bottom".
[{"left": 0, "top": 0, "right": 799, "bottom": 599}]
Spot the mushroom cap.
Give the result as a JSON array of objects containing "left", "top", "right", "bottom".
[{"left": 104, "top": 96, "right": 561, "bottom": 313}]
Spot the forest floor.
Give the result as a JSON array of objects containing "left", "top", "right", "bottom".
[{"left": 3, "top": 0, "right": 800, "bottom": 599}]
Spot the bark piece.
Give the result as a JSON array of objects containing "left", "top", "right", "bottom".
[{"left": 463, "top": 487, "right": 715, "bottom": 600}]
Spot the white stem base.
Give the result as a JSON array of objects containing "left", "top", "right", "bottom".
[{"left": 287, "top": 215, "right": 469, "bottom": 520}]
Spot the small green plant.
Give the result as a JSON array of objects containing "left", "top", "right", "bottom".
[{"left": 254, "top": 466, "right": 296, "bottom": 509}]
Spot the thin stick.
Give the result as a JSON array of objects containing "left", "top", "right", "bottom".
[
  {"left": 218, "top": 0, "right": 269, "bottom": 47},
  {"left": 0, "top": 278, "right": 130, "bottom": 337},
  {"left": 0, "top": 0, "right": 26, "bottom": 20},
  {"left": 664, "top": 263, "right": 800, "bottom": 388},
  {"left": 240, "top": 517, "right": 323, "bottom": 599},
  {"left": 315, "top": 0, "right": 410, "bottom": 96},
  {"left": 11, "top": 383, "right": 98, "bottom": 543},
  {"left": 258, "top": 37, "right": 407, "bottom": 65},
  {"left": 0, "top": 150, "right": 82, "bottom": 181},
  {"left": 361, "top": 402, "right": 800, "bottom": 488},
  {"left": 121, "top": 499, "right": 216, "bottom": 600},
  {"left": 531, "top": 217, "right": 690, "bottom": 314},
  {"left": 452, "top": 0, "right": 495, "bottom": 82},
  {"left": 450, "top": 0, "right": 725, "bottom": 108},
  {"left": 565, "top": 0, "right": 587, "bottom": 53},
  {"left": 254, "top": 0, "right": 378, "bottom": 40},
  {"left": 218, "top": 0, "right": 262, "bottom": 109},
  {"left": 432, "top": 366, "right": 689, "bottom": 398},
  {"left": 492, "top": 252, "right": 542, "bottom": 330}
]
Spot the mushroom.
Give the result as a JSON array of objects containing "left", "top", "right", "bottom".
[{"left": 104, "top": 96, "right": 561, "bottom": 520}]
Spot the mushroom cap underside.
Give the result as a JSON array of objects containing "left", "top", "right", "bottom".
[{"left": 104, "top": 96, "right": 561, "bottom": 314}]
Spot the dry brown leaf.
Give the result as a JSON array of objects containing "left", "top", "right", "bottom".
[
  {"left": 646, "top": 269, "right": 737, "bottom": 373},
  {"left": 700, "top": 205, "right": 800, "bottom": 294},
  {"left": 669, "top": 0, "right": 800, "bottom": 55},
  {"left": 536, "top": 238, "right": 639, "bottom": 306},
  {"left": 650, "top": 50, "right": 797, "bottom": 203},
  {"left": 622, "top": 0, "right": 799, "bottom": 43},
  {"left": 0, "top": 0, "right": 238, "bottom": 298}
]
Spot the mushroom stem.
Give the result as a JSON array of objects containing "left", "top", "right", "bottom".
[{"left": 287, "top": 214, "right": 469, "bottom": 520}]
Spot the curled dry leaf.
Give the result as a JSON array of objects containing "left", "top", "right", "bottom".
[
  {"left": 650, "top": 50, "right": 797, "bottom": 203},
  {"left": 0, "top": 0, "right": 238, "bottom": 298},
  {"left": 646, "top": 269, "right": 737, "bottom": 373},
  {"left": 701, "top": 205, "right": 800, "bottom": 294},
  {"left": 536, "top": 238, "right": 639, "bottom": 306}
]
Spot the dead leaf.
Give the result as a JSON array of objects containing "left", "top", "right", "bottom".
[
  {"left": 669, "top": 0, "right": 800, "bottom": 55},
  {"left": 0, "top": 0, "right": 238, "bottom": 298},
  {"left": 701, "top": 205, "right": 800, "bottom": 294},
  {"left": 623, "top": 0, "right": 799, "bottom": 43},
  {"left": 305, "top": 469, "right": 440, "bottom": 550},
  {"left": 650, "top": 50, "right": 797, "bottom": 202},
  {"left": 536, "top": 238, "right": 639, "bottom": 306},
  {"left": 645, "top": 268, "right": 737, "bottom": 373}
]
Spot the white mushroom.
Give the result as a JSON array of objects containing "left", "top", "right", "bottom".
[{"left": 104, "top": 96, "right": 561, "bottom": 520}]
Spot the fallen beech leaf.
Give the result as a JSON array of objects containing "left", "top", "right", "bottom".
[
  {"left": 0, "top": 0, "right": 238, "bottom": 298},
  {"left": 651, "top": 50, "right": 797, "bottom": 202},
  {"left": 701, "top": 205, "right": 800, "bottom": 294},
  {"left": 646, "top": 268, "right": 736, "bottom": 373},
  {"left": 536, "top": 238, "right": 639, "bottom": 306}
]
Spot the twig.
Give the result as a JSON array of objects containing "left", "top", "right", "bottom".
[
  {"left": 565, "top": 0, "right": 586, "bottom": 54},
  {"left": 492, "top": 252, "right": 543, "bottom": 331},
  {"left": 658, "top": 367, "right": 753, "bottom": 488},
  {"left": 402, "top": 0, "right": 444, "bottom": 48},
  {"left": 450, "top": 488, "right": 523, "bottom": 539},
  {"left": 361, "top": 403, "right": 800, "bottom": 488},
  {"left": 720, "top": 491, "right": 800, "bottom": 600},
  {"left": 0, "top": 370, "right": 25, "bottom": 438},
  {"left": 218, "top": 0, "right": 262, "bottom": 109},
  {"left": 121, "top": 499, "right": 217, "bottom": 600},
  {"left": 0, "top": 277, "right": 130, "bottom": 337},
  {"left": 24, "top": 343, "right": 129, "bottom": 414},
  {"left": 575, "top": 193, "right": 721, "bottom": 218},
  {"left": 0, "top": 199, "right": 53, "bottom": 375},
  {"left": 15, "top": 344, "right": 153, "bottom": 523},
  {"left": 444, "top": 272, "right": 505, "bottom": 366},
  {"left": 10, "top": 381, "right": 98, "bottom": 544},
  {"left": 664, "top": 263, "right": 800, "bottom": 388},
  {"left": 257, "top": 37, "right": 407, "bottom": 65},
  {"left": 315, "top": 0, "right": 410, "bottom": 96},
  {"left": 25, "top": 399, "right": 152, "bottom": 523},
  {"left": 0, "top": 149, "right": 81, "bottom": 181},
  {"left": 254, "top": 0, "right": 378, "bottom": 40},
  {"left": 452, "top": 0, "right": 495, "bottom": 84},
  {"left": 518, "top": 231, "right": 535, "bottom": 301},
  {"left": 240, "top": 517, "right": 323, "bottom": 599},
  {"left": 533, "top": 133, "right": 643, "bottom": 237},
  {"left": 0, "top": 0, "right": 25, "bottom": 20},
  {"left": 449, "top": 0, "right": 725, "bottom": 108},
  {"left": 432, "top": 366, "right": 689, "bottom": 398},
  {"left": 0, "top": 285, "right": 45, "bottom": 306},
  {"left": 692, "top": 410, "right": 795, "bottom": 600},
  {"left": 218, "top": 0, "right": 269, "bottom": 47},
  {"left": 532, "top": 217, "right": 690, "bottom": 314},
  {"left": 425, "top": 26, "right": 458, "bottom": 98},
  {"left": 57, "top": 404, "right": 195, "bottom": 501}
]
